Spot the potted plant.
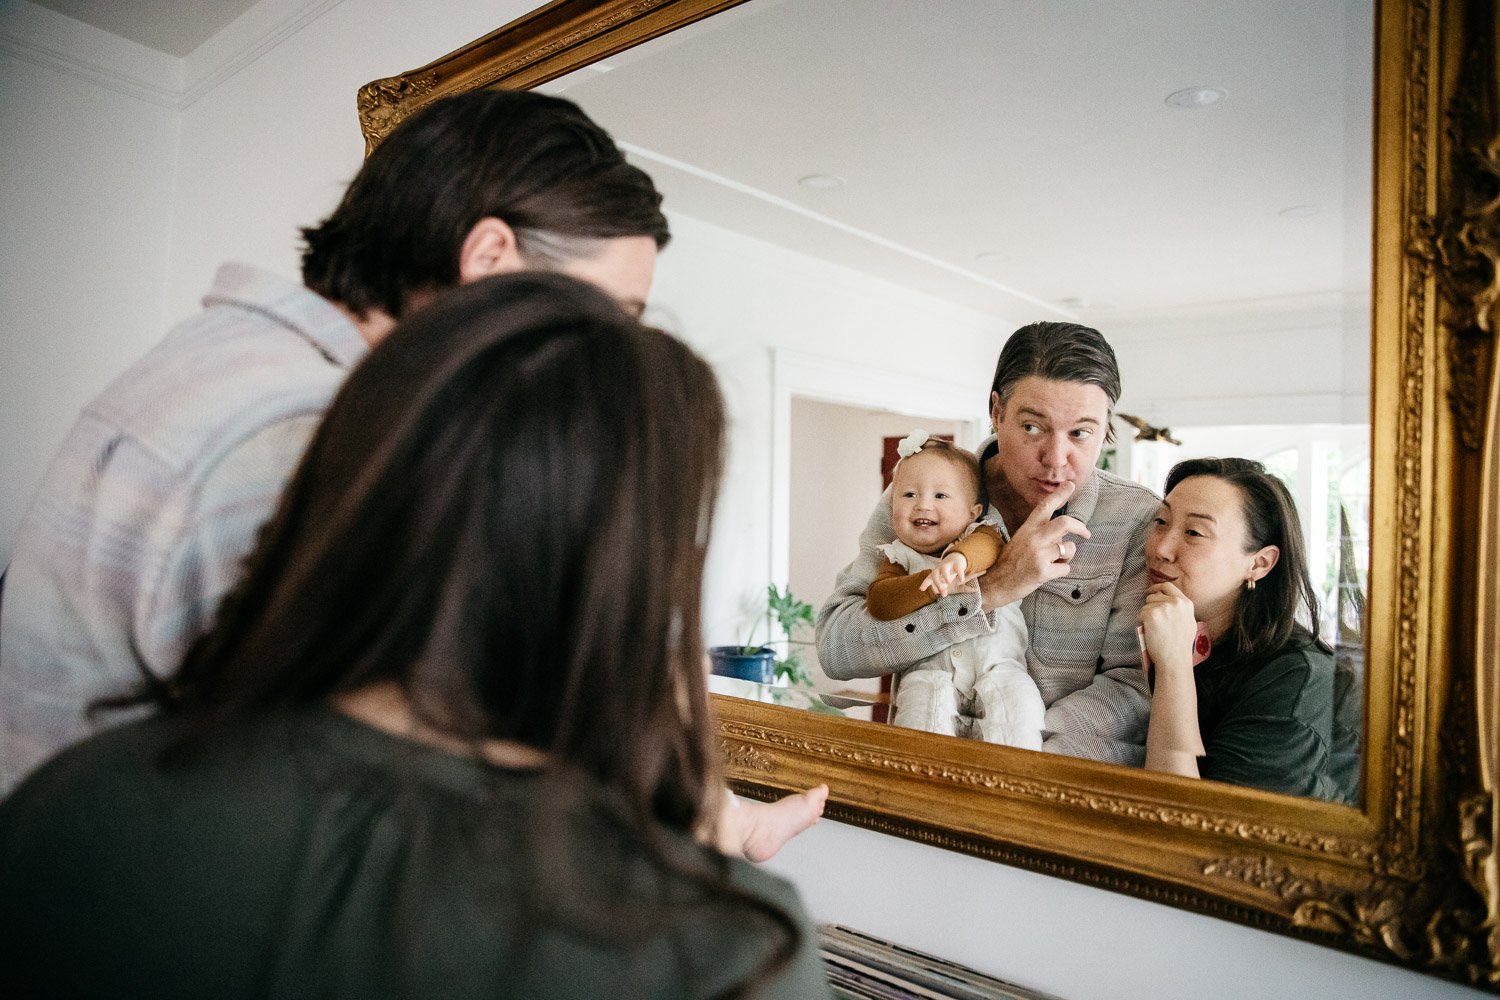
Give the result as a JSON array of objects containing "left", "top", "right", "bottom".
[{"left": 708, "top": 584, "right": 814, "bottom": 686}]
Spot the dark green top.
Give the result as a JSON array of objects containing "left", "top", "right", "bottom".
[
  {"left": 1195, "top": 630, "right": 1354, "bottom": 802},
  {"left": 0, "top": 705, "right": 831, "bottom": 1000}
]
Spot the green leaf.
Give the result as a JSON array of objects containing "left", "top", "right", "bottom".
[{"left": 743, "top": 583, "right": 819, "bottom": 689}]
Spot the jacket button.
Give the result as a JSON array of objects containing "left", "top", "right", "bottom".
[
  {"left": 905, "top": 623, "right": 916, "bottom": 633},
  {"left": 1071, "top": 588, "right": 1082, "bottom": 600},
  {"left": 957, "top": 606, "right": 968, "bottom": 616}
]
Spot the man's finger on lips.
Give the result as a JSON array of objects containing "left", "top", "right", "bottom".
[{"left": 1028, "top": 481, "right": 1076, "bottom": 525}]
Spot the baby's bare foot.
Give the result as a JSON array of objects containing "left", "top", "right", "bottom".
[{"left": 741, "top": 785, "right": 829, "bottom": 863}]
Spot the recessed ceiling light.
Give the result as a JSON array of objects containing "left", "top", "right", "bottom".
[
  {"left": 974, "top": 251, "right": 1009, "bottom": 263},
  {"left": 590, "top": 61, "right": 615, "bottom": 73},
  {"left": 1058, "top": 296, "right": 1092, "bottom": 310},
  {"left": 798, "top": 174, "right": 846, "bottom": 190},
  {"left": 1279, "top": 204, "right": 1321, "bottom": 219},
  {"left": 1165, "top": 86, "right": 1224, "bottom": 109}
]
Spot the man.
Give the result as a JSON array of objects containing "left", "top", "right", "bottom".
[
  {"left": 817, "top": 321, "right": 1159, "bottom": 765},
  {"left": 0, "top": 89, "right": 670, "bottom": 793}
]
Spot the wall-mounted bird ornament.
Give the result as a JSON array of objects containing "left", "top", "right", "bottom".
[{"left": 1116, "top": 413, "right": 1182, "bottom": 446}]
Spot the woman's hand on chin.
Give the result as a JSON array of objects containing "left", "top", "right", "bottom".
[
  {"left": 1139, "top": 582, "right": 1198, "bottom": 677},
  {"left": 1140, "top": 581, "right": 1208, "bottom": 773}
]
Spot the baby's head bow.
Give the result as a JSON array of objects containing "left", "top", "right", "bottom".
[{"left": 895, "top": 430, "right": 930, "bottom": 459}]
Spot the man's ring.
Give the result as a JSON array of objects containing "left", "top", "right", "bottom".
[{"left": 1058, "top": 541, "right": 1067, "bottom": 560}]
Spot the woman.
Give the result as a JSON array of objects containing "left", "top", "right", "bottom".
[
  {"left": 0, "top": 273, "right": 832, "bottom": 999},
  {"left": 1137, "top": 457, "right": 1353, "bottom": 803}
]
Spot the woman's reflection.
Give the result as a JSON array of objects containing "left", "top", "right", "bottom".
[
  {"left": 817, "top": 322, "right": 1157, "bottom": 766},
  {"left": 1139, "top": 458, "right": 1357, "bottom": 803}
]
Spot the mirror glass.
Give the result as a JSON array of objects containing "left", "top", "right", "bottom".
[{"left": 539, "top": 0, "right": 1373, "bottom": 800}]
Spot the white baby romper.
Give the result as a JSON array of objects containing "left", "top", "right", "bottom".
[{"left": 877, "top": 523, "right": 1044, "bottom": 750}]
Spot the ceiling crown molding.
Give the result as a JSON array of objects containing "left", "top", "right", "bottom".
[
  {"left": 0, "top": 0, "right": 181, "bottom": 107},
  {"left": 0, "top": 0, "right": 345, "bottom": 111},
  {"left": 0, "top": 29, "right": 178, "bottom": 106},
  {"left": 179, "top": 0, "right": 346, "bottom": 109}
]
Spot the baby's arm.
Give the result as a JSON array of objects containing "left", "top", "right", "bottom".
[
  {"left": 866, "top": 559, "right": 939, "bottom": 620},
  {"left": 920, "top": 524, "right": 1004, "bottom": 599},
  {"left": 921, "top": 551, "right": 970, "bottom": 598},
  {"left": 817, "top": 490, "right": 994, "bottom": 682},
  {"left": 951, "top": 523, "right": 1003, "bottom": 572}
]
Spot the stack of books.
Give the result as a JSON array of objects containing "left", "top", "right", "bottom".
[{"left": 817, "top": 925, "right": 1059, "bottom": 1000}]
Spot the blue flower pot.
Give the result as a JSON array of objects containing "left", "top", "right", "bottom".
[{"left": 708, "top": 646, "right": 776, "bottom": 685}]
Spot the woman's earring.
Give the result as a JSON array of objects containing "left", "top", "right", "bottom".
[{"left": 1246, "top": 578, "right": 1256, "bottom": 591}]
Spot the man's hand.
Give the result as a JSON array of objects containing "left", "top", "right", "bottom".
[{"left": 978, "top": 481, "right": 1090, "bottom": 609}]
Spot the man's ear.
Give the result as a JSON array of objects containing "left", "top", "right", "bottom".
[
  {"left": 457, "top": 217, "right": 527, "bottom": 283},
  {"left": 989, "top": 391, "right": 1004, "bottom": 433}
]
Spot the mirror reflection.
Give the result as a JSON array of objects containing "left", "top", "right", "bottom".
[{"left": 541, "top": 0, "right": 1371, "bottom": 802}]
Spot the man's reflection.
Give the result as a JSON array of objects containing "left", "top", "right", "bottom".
[{"left": 817, "top": 322, "right": 1157, "bottom": 766}]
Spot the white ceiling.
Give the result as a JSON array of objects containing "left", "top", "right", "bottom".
[
  {"left": 29, "top": 0, "right": 257, "bottom": 57},
  {"left": 543, "top": 0, "right": 1373, "bottom": 326},
  {"left": 36, "top": 0, "right": 1373, "bottom": 329}
]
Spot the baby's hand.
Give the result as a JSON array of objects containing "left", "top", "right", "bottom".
[{"left": 920, "top": 551, "right": 970, "bottom": 597}]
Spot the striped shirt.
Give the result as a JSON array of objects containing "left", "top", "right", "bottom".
[
  {"left": 0, "top": 265, "right": 367, "bottom": 794},
  {"left": 816, "top": 449, "right": 1159, "bottom": 766}
]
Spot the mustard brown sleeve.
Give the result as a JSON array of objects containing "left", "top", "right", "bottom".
[
  {"left": 866, "top": 559, "right": 937, "bottom": 620},
  {"left": 948, "top": 524, "right": 1002, "bottom": 574}
]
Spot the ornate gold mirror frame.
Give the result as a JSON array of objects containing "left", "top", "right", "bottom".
[{"left": 358, "top": 0, "right": 1500, "bottom": 985}]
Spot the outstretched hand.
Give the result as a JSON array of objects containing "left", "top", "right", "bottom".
[
  {"left": 978, "top": 481, "right": 1090, "bottom": 609},
  {"left": 920, "top": 551, "right": 972, "bottom": 597}
]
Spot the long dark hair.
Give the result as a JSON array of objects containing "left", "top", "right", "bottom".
[
  {"left": 160, "top": 272, "right": 795, "bottom": 992},
  {"left": 1164, "top": 457, "right": 1328, "bottom": 663},
  {"left": 301, "top": 89, "right": 670, "bottom": 319}
]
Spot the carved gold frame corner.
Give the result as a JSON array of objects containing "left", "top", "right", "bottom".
[{"left": 358, "top": 0, "right": 1500, "bottom": 985}]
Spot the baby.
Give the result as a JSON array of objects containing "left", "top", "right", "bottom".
[{"left": 865, "top": 432, "right": 1043, "bottom": 749}]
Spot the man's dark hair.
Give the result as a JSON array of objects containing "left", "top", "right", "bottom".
[
  {"left": 300, "top": 89, "right": 670, "bottom": 319},
  {"left": 989, "top": 321, "right": 1122, "bottom": 441},
  {"left": 1164, "top": 456, "right": 1328, "bottom": 664}
]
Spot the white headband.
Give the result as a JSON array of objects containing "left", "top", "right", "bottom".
[{"left": 895, "top": 429, "right": 930, "bottom": 460}]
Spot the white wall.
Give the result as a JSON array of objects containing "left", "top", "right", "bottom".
[
  {"left": 0, "top": 1, "right": 1474, "bottom": 996},
  {"left": 0, "top": 2, "right": 179, "bottom": 561},
  {"left": 164, "top": 0, "right": 543, "bottom": 321},
  {"left": 1107, "top": 294, "right": 1370, "bottom": 429},
  {"left": 766, "top": 818, "right": 1483, "bottom": 1000}
]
